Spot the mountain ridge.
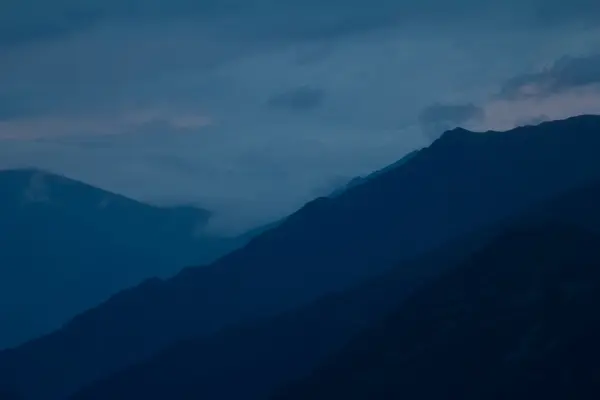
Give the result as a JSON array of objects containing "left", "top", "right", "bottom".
[{"left": 2, "top": 115, "right": 600, "bottom": 399}]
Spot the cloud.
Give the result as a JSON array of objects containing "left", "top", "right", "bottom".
[
  {"left": 477, "top": 86, "right": 600, "bottom": 131},
  {"left": 414, "top": 52, "right": 600, "bottom": 134},
  {"left": 418, "top": 103, "right": 484, "bottom": 139},
  {"left": 267, "top": 86, "right": 326, "bottom": 112},
  {"left": 2, "top": 0, "right": 600, "bottom": 47},
  {"left": 475, "top": 53, "right": 600, "bottom": 131},
  {"left": 499, "top": 54, "right": 600, "bottom": 99},
  {"left": 515, "top": 114, "right": 551, "bottom": 127},
  {"left": 2, "top": 2, "right": 599, "bottom": 125}
]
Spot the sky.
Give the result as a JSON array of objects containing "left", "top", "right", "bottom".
[{"left": 1, "top": 0, "right": 600, "bottom": 233}]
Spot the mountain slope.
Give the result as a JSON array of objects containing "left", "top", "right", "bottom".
[
  {"left": 329, "top": 149, "right": 421, "bottom": 197},
  {"left": 69, "top": 180, "right": 600, "bottom": 400},
  {"left": 2, "top": 115, "right": 600, "bottom": 399},
  {"left": 0, "top": 169, "right": 246, "bottom": 348},
  {"left": 274, "top": 222, "right": 600, "bottom": 400}
]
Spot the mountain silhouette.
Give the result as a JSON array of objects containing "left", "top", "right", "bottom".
[
  {"left": 2, "top": 115, "right": 600, "bottom": 399},
  {"left": 69, "top": 180, "right": 600, "bottom": 400},
  {"left": 0, "top": 169, "right": 248, "bottom": 348},
  {"left": 274, "top": 222, "right": 600, "bottom": 400}
]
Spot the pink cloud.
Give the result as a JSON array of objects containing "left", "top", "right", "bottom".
[
  {"left": 0, "top": 109, "right": 213, "bottom": 141},
  {"left": 0, "top": 116, "right": 121, "bottom": 140},
  {"left": 469, "top": 84, "right": 600, "bottom": 131}
]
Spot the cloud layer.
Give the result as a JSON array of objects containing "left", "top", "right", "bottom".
[
  {"left": 450, "top": 54, "right": 600, "bottom": 132},
  {"left": 2, "top": 0, "right": 600, "bottom": 232},
  {"left": 4, "top": 0, "right": 600, "bottom": 46},
  {"left": 500, "top": 54, "right": 600, "bottom": 99}
]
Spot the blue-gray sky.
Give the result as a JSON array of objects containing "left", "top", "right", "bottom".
[{"left": 1, "top": 0, "right": 600, "bottom": 232}]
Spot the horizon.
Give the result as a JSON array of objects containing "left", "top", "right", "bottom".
[{"left": 2, "top": 112, "right": 599, "bottom": 234}]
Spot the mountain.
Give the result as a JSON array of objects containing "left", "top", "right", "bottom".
[
  {"left": 2, "top": 115, "right": 600, "bottom": 399},
  {"left": 329, "top": 149, "right": 420, "bottom": 197},
  {"left": 0, "top": 169, "right": 248, "bottom": 349},
  {"left": 274, "top": 222, "right": 600, "bottom": 400},
  {"left": 69, "top": 180, "right": 600, "bottom": 400}
]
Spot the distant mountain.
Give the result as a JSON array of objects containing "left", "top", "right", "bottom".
[
  {"left": 274, "top": 222, "right": 600, "bottom": 400},
  {"left": 0, "top": 169, "right": 249, "bottom": 349},
  {"left": 2, "top": 115, "right": 600, "bottom": 400},
  {"left": 70, "top": 180, "right": 600, "bottom": 400}
]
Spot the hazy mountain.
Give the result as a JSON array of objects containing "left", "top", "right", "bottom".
[
  {"left": 2, "top": 115, "right": 600, "bottom": 399},
  {"left": 275, "top": 222, "right": 600, "bottom": 400},
  {"left": 70, "top": 180, "right": 600, "bottom": 400},
  {"left": 0, "top": 169, "right": 248, "bottom": 348}
]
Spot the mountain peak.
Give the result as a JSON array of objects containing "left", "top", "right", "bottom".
[{"left": 434, "top": 126, "right": 476, "bottom": 145}]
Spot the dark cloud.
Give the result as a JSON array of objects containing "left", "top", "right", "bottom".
[
  {"left": 2, "top": 0, "right": 600, "bottom": 47},
  {"left": 499, "top": 54, "right": 600, "bottom": 99},
  {"left": 436, "top": 53, "right": 600, "bottom": 133},
  {"left": 267, "top": 86, "right": 326, "bottom": 112},
  {"left": 0, "top": 1, "right": 400, "bottom": 46},
  {"left": 532, "top": 0, "right": 600, "bottom": 26},
  {"left": 0, "top": 1, "right": 406, "bottom": 46},
  {"left": 418, "top": 103, "right": 484, "bottom": 139}
]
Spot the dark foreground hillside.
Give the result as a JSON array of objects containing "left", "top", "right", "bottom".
[
  {"left": 71, "top": 181, "right": 600, "bottom": 400},
  {"left": 275, "top": 223, "right": 600, "bottom": 400}
]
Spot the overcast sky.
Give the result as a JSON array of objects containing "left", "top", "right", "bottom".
[{"left": 1, "top": 0, "right": 600, "bottom": 232}]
